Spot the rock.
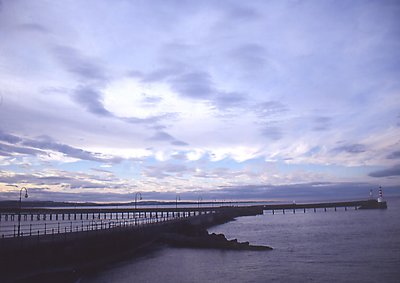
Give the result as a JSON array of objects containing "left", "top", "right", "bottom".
[{"left": 160, "top": 231, "right": 272, "bottom": 251}]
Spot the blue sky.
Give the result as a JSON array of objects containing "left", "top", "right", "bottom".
[{"left": 0, "top": 0, "right": 399, "bottom": 202}]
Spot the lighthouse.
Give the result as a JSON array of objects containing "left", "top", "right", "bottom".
[{"left": 377, "top": 187, "right": 384, "bottom": 203}]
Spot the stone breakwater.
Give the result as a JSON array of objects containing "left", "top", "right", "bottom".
[
  {"left": 160, "top": 231, "right": 272, "bottom": 251},
  {"left": 0, "top": 206, "right": 266, "bottom": 282}
]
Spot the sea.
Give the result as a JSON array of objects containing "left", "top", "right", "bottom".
[{"left": 80, "top": 197, "right": 400, "bottom": 283}]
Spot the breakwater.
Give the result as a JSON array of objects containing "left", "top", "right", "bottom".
[
  {"left": 263, "top": 199, "right": 387, "bottom": 214},
  {"left": 0, "top": 206, "right": 263, "bottom": 282},
  {"left": 0, "top": 200, "right": 387, "bottom": 282}
]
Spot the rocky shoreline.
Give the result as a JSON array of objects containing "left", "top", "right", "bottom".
[{"left": 160, "top": 222, "right": 272, "bottom": 251}]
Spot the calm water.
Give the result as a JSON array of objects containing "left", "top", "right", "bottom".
[{"left": 81, "top": 197, "right": 400, "bottom": 283}]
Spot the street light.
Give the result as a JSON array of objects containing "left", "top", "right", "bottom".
[
  {"left": 197, "top": 196, "right": 203, "bottom": 209},
  {"left": 175, "top": 195, "right": 180, "bottom": 210},
  {"left": 135, "top": 192, "right": 142, "bottom": 210},
  {"left": 18, "top": 187, "right": 28, "bottom": 237}
]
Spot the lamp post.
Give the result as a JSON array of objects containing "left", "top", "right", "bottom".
[
  {"left": 197, "top": 196, "right": 202, "bottom": 209},
  {"left": 175, "top": 195, "right": 180, "bottom": 210},
  {"left": 18, "top": 187, "right": 28, "bottom": 237},
  {"left": 135, "top": 192, "right": 142, "bottom": 210}
]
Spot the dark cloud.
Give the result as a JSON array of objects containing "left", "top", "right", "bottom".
[
  {"left": 0, "top": 171, "right": 117, "bottom": 190},
  {"left": 333, "top": 143, "right": 366, "bottom": 154},
  {"left": 53, "top": 45, "right": 107, "bottom": 81},
  {"left": 0, "top": 130, "right": 22, "bottom": 143},
  {"left": 0, "top": 142, "right": 45, "bottom": 156},
  {"left": 91, "top": 168, "right": 113, "bottom": 174},
  {"left": 149, "top": 131, "right": 188, "bottom": 146},
  {"left": 171, "top": 140, "right": 189, "bottom": 146},
  {"left": 72, "top": 84, "right": 172, "bottom": 126},
  {"left": 170, "top": 71, "right": 214, "bottom": 99},
  {"left": 150, "top": 131, "right": 175, "bottom": 141},
  {"left": 313, "top": 116, "right": 331, "bottom": 131},
  {"left": 22, "top": 138, "right": 122, "bottom": 163},
  {"left": 261, "top": 126, "right": 282, "bottom": 140},
  {"left": 52, "top": 45, "right": 114, "bottom": 118},
  {"left": 74, "top": 86, "right": 113, "bottom": 117},
  {"left": 215, "top": 91, "right": 247, "bottom": 109},
  {"left": 0, "top": 130, "right": 122, "bottom": 163},
  {"left": 387, "top": 150, "right": 400, "bottom": 159},
  {"left": 369, "top": 164, "right": 400, "bottom": 177},
  {"left": 215, "top": 182, "right": 400, "bottom": 201},
  {"left": 138, "top": 66, "right": 248, "bottom": 109}
]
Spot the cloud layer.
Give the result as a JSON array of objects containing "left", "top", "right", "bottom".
[{"left": 0, "top": 0, "right": 399, "bottom": 201}]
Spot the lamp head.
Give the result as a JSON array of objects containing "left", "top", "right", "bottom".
[{"left": 25, "top": 192, "right": 28, "bottom": 198}]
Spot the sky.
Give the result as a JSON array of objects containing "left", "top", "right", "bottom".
[{"left": 0, "top": 0, "right": 399, "bottom": 202}]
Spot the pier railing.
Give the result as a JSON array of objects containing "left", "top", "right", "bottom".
[
  {"left": 0, "top": 208, "right": 217, "bottom": 239},
  {"left": 0, "top": 199, "right": 386, "bottom": 240}
]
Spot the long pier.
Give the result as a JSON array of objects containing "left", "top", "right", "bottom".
[
  {"left": 0, "top": 199, "right": 387, "bottom": 239},
  {"left": 0, "top": 199, "right": 387, "bottom": 281},
  {"left": 263, "top": 199, "right": 387, "bottom": 214}
]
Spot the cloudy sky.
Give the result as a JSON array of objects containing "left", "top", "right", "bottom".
[{"left": 0, "top": 0, "right": 399, "bottom": 202}]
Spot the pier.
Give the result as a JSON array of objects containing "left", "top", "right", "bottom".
[
  {"left": 0, "top": 199, "right": 387, "bottom": 239},
  {"left": 263, "top": 199, "right": 388, "bottom": 214},
  {"left": 0, "top": 199, "right": 387, "bottom": 281}
]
